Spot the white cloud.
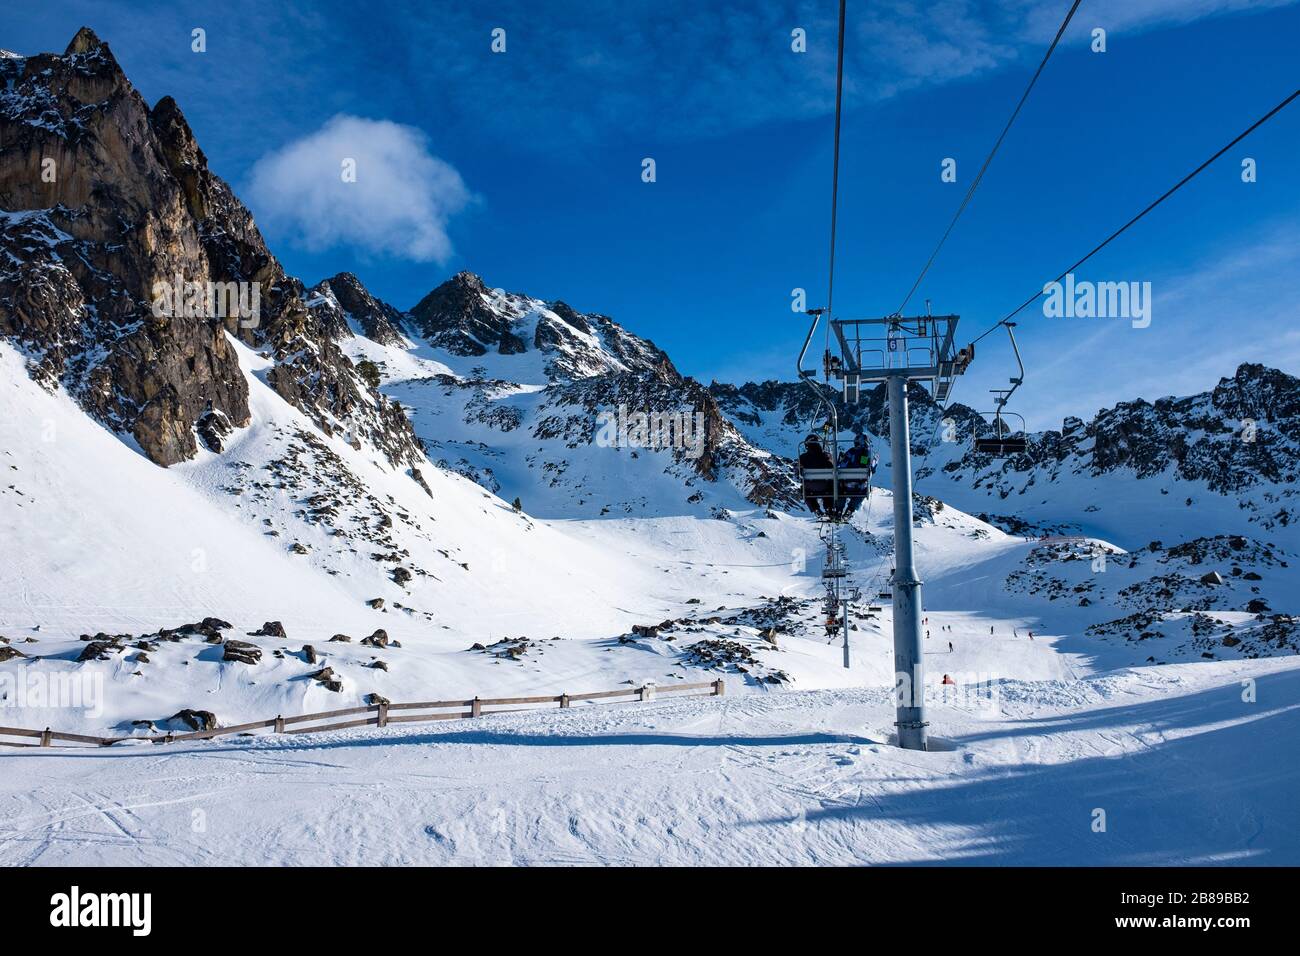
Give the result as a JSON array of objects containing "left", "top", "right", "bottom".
[{"left": 245, "top": 115, "right": 473, "bottom": 262}]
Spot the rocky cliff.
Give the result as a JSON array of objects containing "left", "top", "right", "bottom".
[{"left": 0, "top": 29, "right": 421, "bottom": 469}]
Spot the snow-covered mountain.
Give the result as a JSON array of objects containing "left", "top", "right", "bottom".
[
  {"left": 0, "top": 26, "right": 1296, "bottom": 758},
  {"left": 0, "top": 28, "right": 807, "bottom": 740},
  {"left": 306, "top": 269, "right": 799, "bottom": 517},
  {"left": 712, "top": 364, "right": 1300, "bottom": 549}
]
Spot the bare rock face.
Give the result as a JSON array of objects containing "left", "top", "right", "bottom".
[
  {"left": 0, "top": 30, "right": 250, "bottom": 465},
  {"left": 169, "top": 708, "right": 217, "bottom": 731},
  {"left": 221, "top": 640, "right": 262, "bottom": 665},
  {"left": 0, "top": 28, "right": 422, "bottom": 469},
  {"left": 306, "top": 272, "right": 409, "bottom": 346},
  {"left": 408, "top": 271, "right": 529, "bottom": 356}
]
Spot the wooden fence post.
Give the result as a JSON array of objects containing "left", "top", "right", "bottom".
[
  {"left": 471, "top": 697, "right": 482, "bottom": 718},
  {"left": 377, "top": 702, "right": 389, "bottom": 728},
  {"left": 713, "top": 678, "right": 726, "bottom": 697},
  {"left": 40, "top": 727, "right": 51, "bottom": 748},
  {"left": 639, "top": 683, "right": 655, "bottom": 702},
  {"left": 559, "top": 693, "right": 570, "bottom": 709},
  {"left": 274, "top": 715, "right": 285, "bottom": 734}
]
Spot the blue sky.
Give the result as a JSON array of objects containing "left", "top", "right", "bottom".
[{"left": 5, "top": 0, "right": 1298, "bottom": 427}]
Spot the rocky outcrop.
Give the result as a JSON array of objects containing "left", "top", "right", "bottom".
[
  {"left": 0, "top": 29, "right": 422, "bottom": 469},
  {"left": 408, "top": 271, "right": 530, "bottom": 356},
  {"left": 406, "top": 271, "right": 675, "bottom": 381},
  {"left": 169, "top": 709, "right": 217, "bottom": 731},
  {"left": 305, "top": 272, "right": 408, "bottom": 346},
  {"left": 920, "top": 362, "right": 1300, "bottom": 521},
  {"left": 221, "top": 640, "right": 262, "bottom": 665}
]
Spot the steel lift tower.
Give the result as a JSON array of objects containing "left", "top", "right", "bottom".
[{"left": 817, "top": 312, "right": 970, "bottom": 750}]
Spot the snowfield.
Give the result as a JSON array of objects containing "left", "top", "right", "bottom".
[
  {"left": 4, "top": 302, "right": 1299, "bottom": 866},
  {"left": 3, "top": 657, "right": 1296, "bottom": 866}
]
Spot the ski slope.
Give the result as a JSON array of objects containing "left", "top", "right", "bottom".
[
  {"left": 3, "top": 656, "right": 1296, "bottom": 866},
  {"left": 5, "top": 331, "right": 1299, "bottom": 866}
]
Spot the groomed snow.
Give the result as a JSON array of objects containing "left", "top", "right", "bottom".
[
  {"left": 2, "top": 656, "right": 1296, "bottom": 866},
  {"left": 4, "top": 333, "right": 1299, "bottom": 866}
]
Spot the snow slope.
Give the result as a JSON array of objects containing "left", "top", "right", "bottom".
[
  {"left": 3, "top": 656, "right": 1295, "bottom": 865},
  {"left": 5, "top": 327, "right": 1300, "bottom": 866}
]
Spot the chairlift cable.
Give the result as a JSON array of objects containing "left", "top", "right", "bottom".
[
  {"left": 826, "top": 0, "right": 847, "bottom": 328},
  {"left": 907, "top": 92, "right": 1298, "bottom": 479},
  {"left": 967, "top": 88, "right": 1300, "bottom": 347},
  {"left": 895, "top": 0, "right": 1084, "bottom": 316}
]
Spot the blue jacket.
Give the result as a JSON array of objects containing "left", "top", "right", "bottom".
[{"left": 839, "top": 444, "right": 871, "bottom": 469}]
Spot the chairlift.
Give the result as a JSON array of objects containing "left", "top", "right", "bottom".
[
  {"left": 797, "top": 431, "right": 875, "bottom": 523},
  {"left": 974, "top": 414, "right": 1029, "bottom": 456},
  {"left": 973, "top": 323, "right": 1029, "bottom": 458}
]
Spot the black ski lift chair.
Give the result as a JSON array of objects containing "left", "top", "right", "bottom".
[
  {"left": 798, "top": 433, "right": 873, "bottom": 522},
  {"left": 974, "top": 415, "right": 1029, "bottom": 456},
  {"left": 797, "top": 433, "right": 835, "bottom": 519},
  {"left": 973, "top": 323, "right": 1029, "bottom": 458}
]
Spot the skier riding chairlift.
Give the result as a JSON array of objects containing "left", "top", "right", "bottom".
[
  {"left": 837, "top": 431, "right": 873, "bottom": 518},
  {"left": 798, "top": 432, "right": 874, "bottom": 521},
  {"left": 797, "top": 434, "right": 835, "bottom": 517}
]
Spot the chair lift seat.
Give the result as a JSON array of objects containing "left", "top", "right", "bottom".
[
  {"left": 799, "top": 468, "right": 873, "bottom": 482},
  {"left": 974, "top": 436, "right": 1028, "bottom": 455},
  {"left": 799, "top": 467, "right": 872, "bottom": 516}
]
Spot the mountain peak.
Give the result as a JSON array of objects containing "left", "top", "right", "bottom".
[
  {"left": 307, "top": 273, "right": 408, "bottom": 346},
  {"left": 449, "top": 270, "right": 487, "bottom": 289},
  {"left": 408, "top": 272, "right": 528, "bottom": 356},
  {"left": 66, "top": 26, "right": 105, "bottom": 55},
  {"left": 0, "top": 31, "right": 423, "bottom": 470}
]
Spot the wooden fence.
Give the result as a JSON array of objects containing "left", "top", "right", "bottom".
[{"left": 0, "top": 678, "right": 725, "bottom": 749}]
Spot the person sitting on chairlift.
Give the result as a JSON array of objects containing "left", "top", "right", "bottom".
[
  {"left": 837, "top": 431, "right": 872, "bottom": 517},
  {"left": 798, "top": 434, "right": 834, "bottom": 517}
]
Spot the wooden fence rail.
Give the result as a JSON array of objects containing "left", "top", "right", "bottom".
[{"left": 0, "top": 678, "right": 725, "bottom": 750}]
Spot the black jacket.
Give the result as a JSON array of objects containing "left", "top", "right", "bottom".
[{"left": 799, "top": 445, "right": 833, "bottom": 470}]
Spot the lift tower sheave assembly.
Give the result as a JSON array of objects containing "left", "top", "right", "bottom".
[{"left": 831, "top": 314, "right": 970, "bottom": 751}]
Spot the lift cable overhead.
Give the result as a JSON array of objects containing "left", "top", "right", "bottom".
[
  {"left": 792, "top": 0, "right": 1295, "bottom": 750},
  {"left": 895, "top": 0, "right": 1084, "bottom": 317},
  {"left": 826, "top": 0, "right": 847, "bottom": 324},
  {"left": 968, "top": 87, "right": 1300, "bottom": 347}
]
